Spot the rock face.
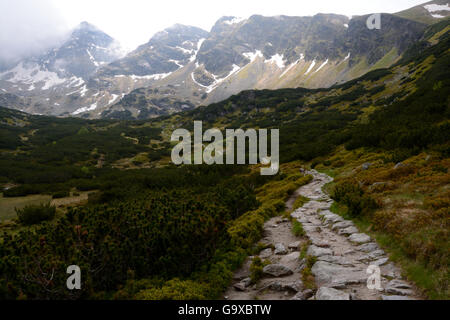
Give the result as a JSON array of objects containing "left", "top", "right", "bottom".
[{"left": 316, "top": 287, "right": 350, "bottom": 300}]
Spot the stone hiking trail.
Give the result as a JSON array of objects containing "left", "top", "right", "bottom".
[{"left": 225, "top": 170, "right": 421, "bottom": 300}]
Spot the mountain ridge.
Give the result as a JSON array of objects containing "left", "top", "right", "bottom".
[{"left": 0, "top": 2, "right": 446, "bottom": 119}]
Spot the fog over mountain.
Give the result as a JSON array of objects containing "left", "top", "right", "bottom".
[{"left": 0, "top": 0, "right": 70, "bottom": 69}]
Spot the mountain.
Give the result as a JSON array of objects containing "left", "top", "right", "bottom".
[
  {"left": 0, "top": 4, "right": 440, "bottom": 119},
  {"left": 396, "top": 0, "right": 450, "bottom": 24},
  {"left": 102, "top": 13, "right": 427, "bottom": 119},
  {"left": 0, "top": 22, "right": 124, "bottom": 115},
  {"left": 0, "top": 18, "right": 448, "bottom": 300}
]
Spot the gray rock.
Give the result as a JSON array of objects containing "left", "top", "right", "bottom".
[
  {"left": 312, "top": 261, "right": 367, "bottom": 287},
  {"left": 372, "top": 257, "right": 389, "bottom": 266},
  {"left": 368, "top": 250, "right": 386, "bottom": 260},
  {"left": 386, "top": 279, "right": 412, "bottom": 290},
  {"left": 274, "top": 243, "right": 288, "bottom": 255},
  {"left": 307, "top": 245, "right": 333, "bottom": 257},
  {"left": 316, "top": 287, "right": 350, "bottom": 300},
  {"left": 259, "top": 248, "right": 272, "bottom": 259},
  {"left": 290, "top": 289, "right": 313, "bottom": 300},
  {"left": 288, "top": 241, "right": 301, "bottom": 250},
  {"left": 385, "top": 280, "right": 414, "bottom": 296},
  {"left": 320, "top": 212, "right": 344, "bottom": 224},
  {"left": 233, "top": 282, "right": 246, "bottom": 292},
  {"left": 284, "top": 280, "right": 304, "bottom": 293},
  {"left": 318, "top": 255, "right": 354, "bottom": 267},
  {"left": 362, "top": 163, "right": 372, "bottom": 170},
  {"left": 338, "top": 226, "right": 359, "bottom": 236},
  {"left": 280, "top": 251, "right": 300, "bottom": 265},
  {"left": 311, "top": 239, "right": 330, "bottom": 248},
  {"left": 332, "top": 221, "right": 355, "bottom": 231},
  {"left": 263, "top": 264, "right": 294, "bottom": 277},
  {"left": 357, "top": 243, "right": 380, "bottom": 253},
  {"left": 349, "top": 233, "right": 371, "bottom": 244},
  {"left": 382, "top": 263, "right": 402, "bottom": 279}
]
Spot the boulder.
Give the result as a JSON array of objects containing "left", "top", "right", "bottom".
[
  {"left": 338, "top": 226, "right": 359, "bottom": 236},
  {"left": 290, "top": 289, "right": 313, "bottom": 300},
  {"left": 332, "top": 221, "right": 355, "bottom": 231},
  {"left": 263, "top": 264, "right": 293, "bottom": 277},
  {"left": 307, "top": 245, "right": 333, "bottom": 257},
  {"left": 357, "top": 243, "right": 380, "bottom": 253},
  {"left": 274, "top": 243, "right": 288, "bottom": 255},
  {"left": 362, "top": 163, "right": 372, "bottom": 170},
  {"left": 312, "top": 261, "right": 366, "bottom": 287},
  {"left": 385, "top": 280, "right": 414, "bottom": 296},
  {"left": 280, "top": 251, "right": 300, "bottom": 265},
  {"left": 372, "top": 257, "right": 389, "bottom": 266},
  {"left": 349, "top": 233, "right": 371, "bottom": 244}
]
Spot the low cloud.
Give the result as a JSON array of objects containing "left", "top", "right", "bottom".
[{"left": 0, "top": 0, "right": 70, "bottom": 68}]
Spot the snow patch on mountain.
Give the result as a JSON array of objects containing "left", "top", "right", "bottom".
[
  {"left": 191, "top": 64, "right": 241, "bottom": 93},
  {"left": 265, "top": 54, "right": 286, "bottom": 69},
  {"left": 223, "top": 17, "right": 247, "bottom": 25},
  {"left": 72, "top": 102, "right": 98, "bottom": 115},
  {"left": 108, "top": 94, "right": 120, "bottom": 105},
  {"left": 243, "top": 50, "right": 264, "bottom": 63},
  {"left": 280, "top": 54, "right": 304, "bottom": 78},
  {"left": 169, "top": 59, "right": 184, "bottom": 68},
  {"left": 304, "top": 60, "right": 316, "bottom": 75},
  {"left": 114, "top": 73, "right": 172, "bottom": 81},
  {"left": 0, "top": 63, "right": 67, "bottom": 90},
  {"left": 424, "top": 3, "right": 450, "bottom": 13},
  {"left": 190, "top": 38, "right": 206, "bottom": 62},
  {"left": 86, "top": 49, "right": 100, "bottom": 67},
  {"left": 314, "top": 59, "right": 329, "bottom": 73}
]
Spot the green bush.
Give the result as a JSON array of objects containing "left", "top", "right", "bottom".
[
  {"left": 332, "top": 180, "right": 379, "bottom": 217},
  {"left": 249, "top": 257, "right": 269, "bottom": 284},
  {"left": 15, "top": 203, "right": 56, "bottom": 225}
]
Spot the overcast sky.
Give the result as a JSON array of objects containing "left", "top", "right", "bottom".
[{"left": 1, "top": 0, "right": 429, "bottom": 62}]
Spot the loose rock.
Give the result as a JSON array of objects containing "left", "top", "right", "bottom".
[{"left": 263, "top": 264, "right": 293, "bottom": 277}]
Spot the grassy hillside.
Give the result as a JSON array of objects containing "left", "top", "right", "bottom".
[{"left": 0, "top": 21, "right": 448, "bottom": 299}]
